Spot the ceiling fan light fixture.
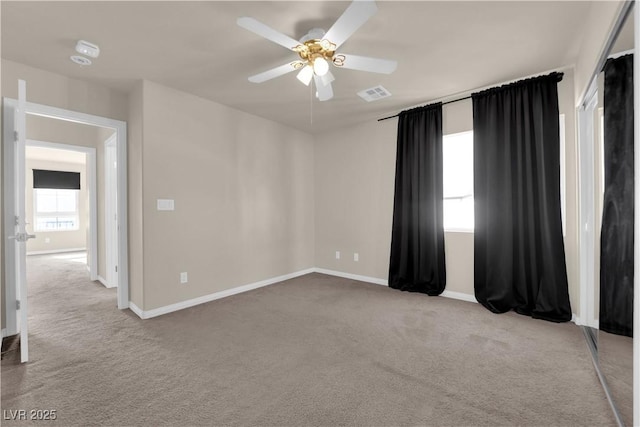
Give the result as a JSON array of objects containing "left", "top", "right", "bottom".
[
  {"left": 320, "top": 71, "right": 335, "bottom": 86},
  {"left": 313, "top": 57, "right": 329, "bottom": 76},
  {"left": 296, "top": 65, "right": 314, "bottom": 86}
]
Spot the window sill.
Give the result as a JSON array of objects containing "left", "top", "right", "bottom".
[{"left": 444, "top": 228, "right": 474, "bottom": 234}]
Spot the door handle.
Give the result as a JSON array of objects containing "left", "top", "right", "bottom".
[{"left": 8, "top": 232, "right": 36, "bottom": 242}]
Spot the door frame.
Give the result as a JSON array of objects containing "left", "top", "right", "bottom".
[
  {"left": 633, "top": 4, "right": 639, "bottom": 424},
  {"left": 3, "top": 99, "right": 129, "bottom": 337},
  {"left": 104, "top": 133, "right": 118, "bottom": 288},
  {"left": 26, "top": 140, "right": 98, "bottom": 281}
]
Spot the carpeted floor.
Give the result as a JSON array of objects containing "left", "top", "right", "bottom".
[{"left": 1, "top": 252, "right": 615, "bottom": 426}]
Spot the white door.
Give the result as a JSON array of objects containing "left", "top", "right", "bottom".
[
  {"left": 105, "top": 135, "right": 118, "bottom": 287},
  {"left": 8, "top": 80, "right": 34, "bottom": 362}
]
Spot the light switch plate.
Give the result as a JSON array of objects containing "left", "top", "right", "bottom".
[{"left": 157, "top": 199, "right": 175, "bottom": 211}]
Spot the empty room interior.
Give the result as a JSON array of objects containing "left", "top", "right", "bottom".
[{"left": 0, "top": 1, "right": 638, "bottom": 426}]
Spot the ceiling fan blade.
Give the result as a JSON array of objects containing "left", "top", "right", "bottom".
[
  {"left": 314, "top": 75, "right": 334, "bottom": 101},
  {"left": 334, "top": 53, "right": 397, "bottom": 74},
  {"left": 248, "top": 62, "right": 301, "bottom": 83},
  {"left": 324, "top": 0, "right": 377, "bottom": 49},
  {"left": 237, "top": 17, "right": 301, "bottom": 51}
]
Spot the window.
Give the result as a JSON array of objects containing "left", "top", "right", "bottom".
[
  {"left": 34, "top": 189, "right": 79, "bottom": 231},
  {"left": 443, "top": 131, "right": 474, "bottom": 231}
]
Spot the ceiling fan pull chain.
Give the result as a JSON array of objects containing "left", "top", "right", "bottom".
[{"left": 310, "top": 80, "right": 313, "bottom": 126}]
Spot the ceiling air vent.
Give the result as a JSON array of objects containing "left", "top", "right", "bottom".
[{"left": 358, "top": 85, "right": 391, "bottom": 102}]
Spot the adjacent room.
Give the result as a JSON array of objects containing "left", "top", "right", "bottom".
[{"left": 1, "top": 1, "right": 638, "bottom": 426}]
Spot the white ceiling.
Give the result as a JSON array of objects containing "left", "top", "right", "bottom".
[{"left": 2, "top": 1, "right": 593, "bottom": 134}]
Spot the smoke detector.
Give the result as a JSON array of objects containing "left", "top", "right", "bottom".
[{"left": 75, "top": 40, "right": 100, "bottom": 58}]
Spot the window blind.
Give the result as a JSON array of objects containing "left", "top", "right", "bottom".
[{"left": 33, "top": 169, "right": 81, "bottom": 190}]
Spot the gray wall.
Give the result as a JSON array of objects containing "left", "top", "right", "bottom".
[{"left": 134, "top": 80, "right": 315, "bottom": 311}]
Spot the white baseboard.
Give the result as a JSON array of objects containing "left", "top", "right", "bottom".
[
  {"left": 129, "top": 268, "right": 316, "bottom": 320},
  {"left": 127, "top": 267, "right": 481, "bottom": 320},
  {"left": 314, "top": 268, "right": 478, "bottom": 303},
  {"left": 27, "top": 247, "right": 86, "bottom": 256},
  {"left": 128, "top": 302, "right": 144, "bottom": 319},
  {"left": 97, "top": 275, "right": 116, "bottom": 289},
  {"left": 314, "top": 270, "right": 603, "bottom": 319},
  {"left": 313, "top": 268, "right": 388, "bottom": 286},
  {"left": 440, "top": 290, "right": 478, "bottom": 303}
]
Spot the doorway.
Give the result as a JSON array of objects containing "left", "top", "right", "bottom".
[
  {"left": 25, "top": 140, "right": 98, "bottom": 279},
  {"left": 3, "top": 96, "right": 129, "bottom": 360}
]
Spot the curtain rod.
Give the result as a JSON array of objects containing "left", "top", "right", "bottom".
[
  {"left": 378, "top": 68, "right": 568, "bottom": 123},
  {"left": 377, "top": 95, "right": 471, "bottom": 122},
  {"left": 607, "top": 48, "right": 634, "bottom": 61}
]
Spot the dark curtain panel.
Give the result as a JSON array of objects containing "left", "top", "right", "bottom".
[
  {"left": 600, "top": 54, "right": 634, "bottom": 337},
  {"left": 33, "top": 169, "right": 81, "bottom": 190},
  {"left": 473, "top": 72, "right": 572, "bottom": 322},
  {"left": 389, "top": 103, "right": 446, "bottom": 295}
]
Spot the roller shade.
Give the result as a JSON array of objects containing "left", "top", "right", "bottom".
[{"left": 33, "top": 169, "right": 81, "bottom": 190}]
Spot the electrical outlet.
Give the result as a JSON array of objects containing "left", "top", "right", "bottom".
[
  {"left": 180, "top": 272, "right": 188, "bottom": 284},
  {"left": 335, "top": 251, "right": 340, "bottom": 260},
  {"left": 45, "top": 237, "right": 50, "bottom": 244},
  {"left": 354, "top": 253, "right": 359, "bottom": 262}
]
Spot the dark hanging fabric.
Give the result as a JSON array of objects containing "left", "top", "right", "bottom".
[
  {"left": 600, "top": 54, "right": 634, "bottom": 337},
  {"left": 472, "top": 72, "right": 572, "bottom": 322},
  {"left": 388, "top": 103, "right": 446, "bottom": 295},
  {"left": 33, "top": 169, "right": 81, "bottom": 190}
]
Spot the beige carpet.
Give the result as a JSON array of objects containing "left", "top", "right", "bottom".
[{"left": 1, "top": 252, "right": 615, "bottom": 426}]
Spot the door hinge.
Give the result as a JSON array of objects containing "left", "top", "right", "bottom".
[
  {"left": 14, "top": 131, "right": 19, "bottom": 142},
  {"left": 16, "top": 300, "right": 20, "bottom": 310},
  {"left": 115, "top": 265, "right": 118, "bottom": 273}
]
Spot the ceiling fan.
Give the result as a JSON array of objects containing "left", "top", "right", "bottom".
[{"left": 237, "top": 0, "right": 397, "bottom": 101}]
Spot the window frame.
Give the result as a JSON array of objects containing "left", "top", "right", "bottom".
[{"left": 33, "top": 188, "right": 80, "bottom": 232}]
